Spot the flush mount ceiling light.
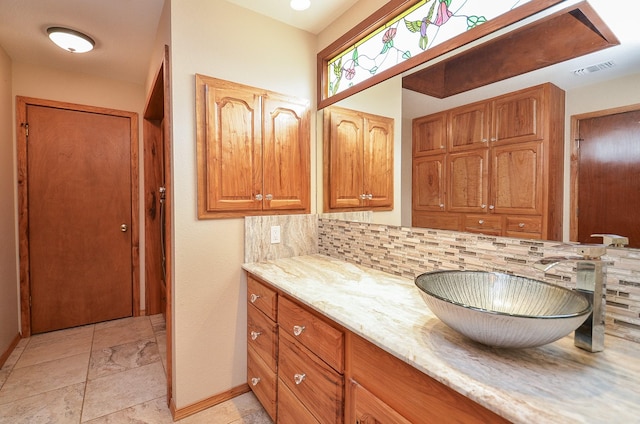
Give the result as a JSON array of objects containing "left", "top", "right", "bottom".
[
  {"left": 47, "top": 27, "right": 95, "bottom": 53},
  {"left": 290, "top": 0, "right": 310, "bottom": 11}
]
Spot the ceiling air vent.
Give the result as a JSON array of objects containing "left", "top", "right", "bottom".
[{"left": 572, "top": 60, "right": 616, "bottom": 76}]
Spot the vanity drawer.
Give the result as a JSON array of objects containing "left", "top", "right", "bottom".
[
  {"left": 247, "top": 347, "right": 277, "bottom": 421},
  {"left": 247, "top": 275, "right": 277, "bottom": 320},
  {"left": 463, "top": 214, "right": 503, "bottom": 235},
  {"left": 506, "top": 216, "right": 542, "bottom": 235},
  {"left": 278, "top": 296, "right": 344, "bottom": 372},
  {"left": 279, "top": 333, "right": 343, "bottom": 424},
  {"left": 278, "top": 376, "right": 321, "bottom": 424},
  {"left": 247, "top": 303, "right": 277, "bottom": 371}
]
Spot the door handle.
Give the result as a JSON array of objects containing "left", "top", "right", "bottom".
[{"left": 120, "top": 224, "right": 128, "bottom": 232}]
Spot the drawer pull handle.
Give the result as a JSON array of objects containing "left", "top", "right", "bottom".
[
  {"left": 250, "top": 293, "right": 260, "bottom": 303},
  {"left": 519, "top": 223, "right": 525, "bottom": 228},
  {"left": 251, "top": 377, "right": 260, "bottom": 386},
  {"left": 293, "top": 325, "right": 305, "bottom": 336},
  {"left": 250, "top": 331, "right": 261, "bottom": 340},
  {"left": 294, "top": 373, "right": 306, "bottom": 385}
]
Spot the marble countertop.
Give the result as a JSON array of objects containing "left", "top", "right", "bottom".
[{"left": 243, "top": 254, "right": 640, "bottom": 424}]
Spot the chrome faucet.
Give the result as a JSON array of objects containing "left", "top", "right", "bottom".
[{"left": 533, "top": 245, "right": 612, "bottom": 353}]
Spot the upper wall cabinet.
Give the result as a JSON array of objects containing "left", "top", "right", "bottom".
[
  {"left": 412, "top": 83, "right": 565, "bottom": 240},
  {"left": 196, "top": 75, "right": 310, "bottom": 219},
  {"left": 323, "top": 106, "right": 394, "bottom": 212}
]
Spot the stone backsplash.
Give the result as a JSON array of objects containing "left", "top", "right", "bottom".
[{"left": 318, "top": 218, "right": 640, "bottom": 344}]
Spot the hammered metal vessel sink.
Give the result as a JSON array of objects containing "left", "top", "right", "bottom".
[{"left": 415, "top": 271, "right": 592, "bottom": 348}]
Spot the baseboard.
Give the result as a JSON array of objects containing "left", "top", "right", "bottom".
[
  {"left": 0, "top": 333, "right": 22, "bottom": 369},
  {"left": 171, "top": 383, "right": 251, "bottom": 420}
]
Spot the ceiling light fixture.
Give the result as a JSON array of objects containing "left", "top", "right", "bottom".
[
  {"left": 290, "top": 0, "right": 310, "bottom": 11},
  {"left": 47, "top": 27, "right": 95, "bottom": 53}
]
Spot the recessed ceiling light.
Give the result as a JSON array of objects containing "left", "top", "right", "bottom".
[
  {"left": 47, "top": 27, "right": 95, "bottom": 53},
  {"left": 290, "top": 0, "right": 310, "bottom": 11}
]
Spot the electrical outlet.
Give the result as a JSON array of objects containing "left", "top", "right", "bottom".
[{"left": 270, "top": 225, "right": 281, "bottom": 244}]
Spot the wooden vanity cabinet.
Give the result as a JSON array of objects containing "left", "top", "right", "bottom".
[
  {"left": 323, "top": 106, "right": 394, "bottom": 212},
  {"left": 347, "top": 333, "right": 510, "bottom": 424},
  {"left": 412, "top": 83, "right": 564, "bottom": 240},
  {"left": 196, "top": 74, "right": 310, "bottom": 218}
]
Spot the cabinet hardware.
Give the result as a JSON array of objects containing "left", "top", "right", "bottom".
[
  {"left": 481, "top": 204, "right": 486, "bottom": 209},
  {"left": 294, "top": 373, "right": 306, "bottom": 385},
  {"left": 479, "top": 220, "right": 485, "bottom": 225},
  {"left": 250, "top": 331, "right": 261, "bottom": 340},
  {"left": 120, "top": 224, "right": 128, "bottom": 232},
  {"left": 293, "top": 325, "right": 305, "bottom": 336},
  {"left": 251, "top": 377, "right": 261, "bottom": 386},
  {"left": 265, "top": 194, "right": 273, "bottom": 201},
  {"left": 250, "top": 293, "right": 260, "bottom": 303},
  {"left": 255, "top": 194, "right": 263, "bottom": 201},
  {"left": 489, "top": 205, "right": 495, "bottom": 210},
  {"left": 439, "top": 203, "right": 444, "bottom": 208},
  {"left": 519, "top": 223, "right": 525, "bottom": 228}
]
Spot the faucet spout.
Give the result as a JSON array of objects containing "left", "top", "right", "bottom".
[{"left": 533, "top": 247, "right": 611, "bottom": 353}]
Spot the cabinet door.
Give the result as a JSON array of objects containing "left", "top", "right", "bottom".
[
  {"left": 448, "top": 150, "right": 489, "bottom": 213},
  {"left": 449, "top": 102, "right": 491, "bottom": 151},
  {"left": 412, "top": 112, "right": 447, "bottom": 156},
  {"left": 492, "top": 86, "right": 542, "bottom": 145},
  {"left": 491, "top": 141, "right": 543, "bottom": 215},
  {"left": 412, "top": 155, "right": 445, "bottom": 212},
  {"left": 364, "top": 116, "right": 394, "bottom": 209},
  {"left": 197, "top": 78, "right": 262, "bottom": 214},
  {"left": 263, "top": 94, "right": 310, "bottom": 212},
  {"left": 350, "top": 380, "right": 412, "bottom": 424},
  {"left": 326, "top": 108, "right": 365, "bottom": 209}
]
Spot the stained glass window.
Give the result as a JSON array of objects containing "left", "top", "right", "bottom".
[{"left": 327, "top": 0, "right": 533, "bottom": 98}]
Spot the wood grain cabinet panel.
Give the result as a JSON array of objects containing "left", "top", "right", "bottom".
[
  {"left": 412, "top": 155, "right": 446, "bottom": 212},
  {"left": 350, "top": 380, "right": 412, "bottom": 424},
  {"left": 196, "top": 74, "right": 310, "bottom": 218},
  {"left": 247, "top": 347, "right": 277, "bottom": 421},
  {"left": 412, "top": 83, "right": 564, "bottom": 240},
  {"left": 247, "top": 303, "right": 277, "bottom": 371},
  {"left": 348, "top": 333, "right": 510, "bottom": 424},
  {"left": 324, "top": 106, "right": 394, "bottom": 212},
  {"left": 413, "top": 112, "right": 447, "bottom": 156},
  {"left": 278, "top": 376, "right": 322, "bottom": 424},
  {"left": 247, "top": 276, "right": 277, "bottom": 320}
]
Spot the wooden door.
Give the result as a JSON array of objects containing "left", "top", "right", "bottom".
[
  {"left": 363, "top": 116, "right": 393, "bottom": 209},
  {"left": 197, "top": 76, "right": 262, "bottom": 215},
  {"left": 492, "top": 86, "right": 542, "bottom": 145},
  {"left": 448, "top": 149, "right": 489, "bottom": 213},
  {"left": 326, "top": 108, "right": 364, "bottom": 209},
  {"left": 491, "top": 141, "right": 543, "bottom": 215},
  {"left": 263, "top": 94, "right": 310, "bottom": 211},
  {"left": 449, "top": 102, "right": 491, "bottom": 151},
  {"left": 26, "top": 104, "right": 133, "bottom": 333},
  {"left": 412, "top": 112, "right": 447, "bottom": 156},
  {"left": 577, "top": 110, "right": 640, "bottom": 248}
]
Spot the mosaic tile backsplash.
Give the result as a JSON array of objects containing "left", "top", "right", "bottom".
[{"left": 318, "top": 218, "right": 640, "bottom": 344}]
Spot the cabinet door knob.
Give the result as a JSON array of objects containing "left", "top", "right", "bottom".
[
  {"left": 294, "top": 373, "right": 306, "bottom": 385},
  {"left": 255, "top": 194, "right": 263, "bottom": 201},
  {"left": 519, "top": 222, "right": 525, "bottom": 228},
  {"left": 359, "top": 193, "right": 366, "bottom": 200},
  {"left": 481, "top": 204, "right": 486, "bottom": 209},
  {"left": 490, "top": 137, "right": 497, "bottom": 142},
  {"left": 366, "top": 194, "right": 373, "bottom": 200},
  {"left": 265, "top": 194, "right": 273, "bottom": 201},
  {"left": 489, "top": 205, "right": 495, "bottom": 210},
  {"left": 478, "top": 220, "right": 484, "bottom": 225},
  {"left": 481, "top": 138, "right": 487, "bottom": 143},
  {"left": 439, "top": 203, "right": 444, "bottom": 208},
  {"left": 293, "top": 325, "right": 305, "bottom": 336},
  {"left": 251, "top": 377, "right": 261, "bottom": 386},
  {"left": 250, "top": 331, "right": 261, "bottom": 340},
  {"left": 249, "top": 293, "right": 260, "bottom": 303}
]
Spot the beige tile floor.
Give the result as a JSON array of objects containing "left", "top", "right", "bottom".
[{"left": 0, "top": 315, "right": 271, "bottom": 423}]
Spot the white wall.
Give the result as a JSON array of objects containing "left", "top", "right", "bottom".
[
  {"left": 168, "top": 0, "right": 316, "bottom": 408},
  {"left": 0, "top": 44, "right": 19, "bottom": 357}
]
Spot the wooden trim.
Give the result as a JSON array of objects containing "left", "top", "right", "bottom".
[
  {"left": 569, "top": 103, "right": 640, "bottom": 242},
  {"left": 171, "top": 384, "right": 251, "bottom": 421},
  {"left": 317, "top": 0, "right": 564, "bottom": 109},
  {"left": 16, "top": 96, "right": 140, "bottom": 337},
  {"left": 0, "top": 333, "right": 22, "bottom": 369}
]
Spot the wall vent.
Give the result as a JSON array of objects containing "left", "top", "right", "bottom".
[{"left": 572, "top": 60, "right": 616, "bottom": 76}]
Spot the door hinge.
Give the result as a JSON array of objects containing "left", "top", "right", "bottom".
[
  {"left": 29, "top": 295, "right": 32, "bottom": 307},
  {"left": 575, "top": 138, "right": 584, "bottom": 148},
  {"left": 21, "top": 122, "right": 29, "bottom": 137}
]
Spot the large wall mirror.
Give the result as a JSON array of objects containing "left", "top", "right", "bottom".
[{"left": 317, "top": 0, "right": 640, "bottom": 250}]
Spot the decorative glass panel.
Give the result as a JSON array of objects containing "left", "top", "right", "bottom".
[{"left": 327, "top": 0, "right": 532, "bottom": 97}]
